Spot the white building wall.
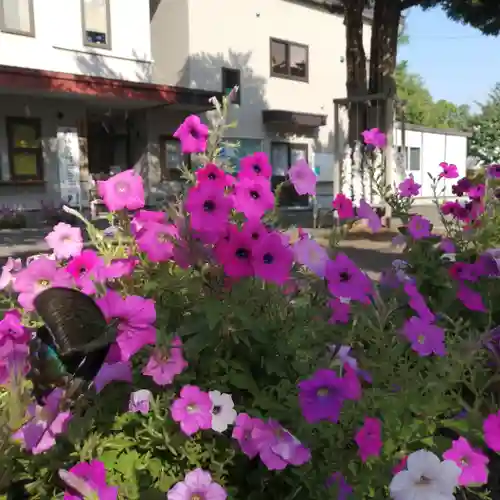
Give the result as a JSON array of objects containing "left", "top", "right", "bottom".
[{"left": 0, "top": 0, "right": 153, "bottom": 83}]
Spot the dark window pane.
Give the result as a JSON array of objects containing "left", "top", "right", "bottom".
[
  {"left": 409, "top": 147, "right": 420, "bottom": 171},
  {"left": 164, "top": 140, "right": 183, "bottom": 181},
  {"left": 11, "top": 123, "right": 38, "bottom": 148},
  {"left": 290, "top": 45, "right": 307, "bottom": 78},
  {"left": 86, "top": 30, "right": 107, "bottom": 45},
  {"left": 222, "top": 68, "right": 240, "bottom": 104},
  {"left": 271, "top": 40, "right": 287, "bottom": 75},
  {"left": 12, "top": 152, "right": 38, "bottom": 177}
]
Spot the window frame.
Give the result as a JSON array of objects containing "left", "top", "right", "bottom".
[
  {"left": 6, "top": 117, "right": 44, "bottom": 182},
  {"left": 270, "top": 141, "right": 310, "bottom": 208},
  {"left": 269, "top": 37, "right": 309, "bottom": 83},
  {"left": 0, "top": 0, "right": 35, "bottom": 37},
  {"left": 408, "top": 146, "right": 421, "bottom": 172},
  {"left": 221, "top": 67, "right": 241, "bottom": 105},
  {"left": 81, "top": 0, "right": 112, "bottom": 50},
  {"left": 159, "top": 135, "right": 192, "bottom": 182}
]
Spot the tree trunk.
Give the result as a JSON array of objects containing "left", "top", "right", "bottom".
[
  {"left": 343, "top": 0, "right": 368, "bottom": 145},
  {"left": 368, "top": 0, "right": 402, "bottom": 132}
]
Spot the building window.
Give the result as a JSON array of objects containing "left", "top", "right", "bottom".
[
  {"left": 221, "top": 68, "right": 241, "bottom": 105},
  {"left": 221, "top": 138, "right": 263, "bottom": 171},
  {"left": 408, "top": 146, "right": 421, "bottom": 171},
  {"left": 0, "top": 0, "right": 35, "bottom": 36},
  {"left": 82, "top": 0, "right": 111, "bottom": 48},
  {"left": 270, "top": 142, "right": 309, "bottom": 207},
  {"left": 270, "top": 38, "right": 308, "bottom": 82},
  {"left": 160, "top": 137, "right": 191, "bottom": 182},
  {"left": 6, "top": 117, "right": 43, "bottom": 181}
]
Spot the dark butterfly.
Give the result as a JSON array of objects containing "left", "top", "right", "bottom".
[{"left": 27, "top": 287, "right": 117, "bottom": 405}]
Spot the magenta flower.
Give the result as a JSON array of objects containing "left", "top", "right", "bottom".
[
  {"left": 332, "top": 193, "right": 354, "bottom": 219},
  {"left": 195, "top": 163, "right": 228, "bottom": 188},
  {"left": 94, "top": 360, "right": 132, "bottom": 393},
  {"left": 327, "top": 297, "right": 350, "bottom": 324},
  {"left": 233, "top": 413, "right": 262, "bottom": 458},
  {"left": 167, "top": 468, "right": 226, "bottom": 500},
  {"left": 214, "top": 224, "right": 254, "bottom": 278},
  {"left": 251, "top": 232, "right": 293, "bottom": 285},
  {"left": 355, "top": 417, "right": 383, "bottom": 462},
  {"left": 45, "top": 223, "right": 83, "bottom": 260},
  {"left": 293, "top": 234, "right": 328, "bottom": 277},
  {"left": 97, "top": 169, "right": 145, "bottom": 212},
  {"left": 61, "top": 459, "right": 118, "bottom": 500},
  {"left": 452, "top": 177, "right": 472, "bottom": 197},
  {"left": 142, "top": 336, "right": 188, "bottom": 386},
  {"left": 298, "top": 367, "right": 361, "bottom": 423},
  {"left": 457, "top": 285, "right": 486, "bottom": 312},
  {"left": 128, "top": 389, "right": 152, "bottom": 415},
  {"left": 251, "top": 419, "right": 311, "bottom": 470},
  {"left": 66, "top": 250, "right": 107, "bottom": 294},
  {"left": 136, "top": 222, "right": 179, "bottom": 262},
  {"left": 402, "top": 316, "right": 446, "bottom": 356},
  {"left": 443, "top": 437, "right": 489, "bottom": 486},
  {"left": 469, "top": 183, "right": 485, "bottom": 200},
  {"left": 398, "top": 175, "right": 421, "bottom": 197},
  {"left": 326, "top": 253, "right": 372, "bottom": 303},
  {"left": 13, "top": 257, "right": 73, "bottom": 311},
  {"left": 241, "top": 218, "right": 268, "bottom": 243},
  {"left": 361, "top": 128, "right": 387, "bottom": 148},
  {"left": 97, "top": 291, "right": 156, "bottom": 361},
  {"left": 233, "top": 176, "right": 274, "bottom": 220},
  {"left": 173, "top": 115, "right": 209, "bottom": 154},
  {"left": 439, "top": 238, "right": 456, "bottom": 254},
  {"left": 171, "top": 385, "right": 212, "bottom": 436},
  {"left": 404, "top": 282, "right": 435, "bottom": 322},
  {"left": 239, "top": 152, "right": 272, "bottom": 180},
  {"left": 408, "top": 215, "right": 431, "bottom": 240},
  {"left": 0, "top": 310, "right": 30, "bottom": 384},
  {"left": 327, "top": 472, "right": 353, "bottom": 499},
  {"left": 13, "top": 388, "right": 72, "bottom": 454},
  {"left": 358, "top": 199, "right": 382, "bottom": 232},
  {"left": 185, "top": 183, "right": 233, "bottom": 234},
  {"left": 0, "top": 257, "right": 21, "bottom": 290},
  {"left": 439, "top": 161, "right": 459, "bottom": 179},
  {"left": 484, "top": 411, "right": 500, "bottom": 452},
  {"left": 288, "top": 159, "right": 316, "bottom": 196},
  {"left": 486, "top": 164, "right": 500, "bottom": 179},
  {"left": 131, "top": 209, "right": 166, "bottom": 235}
]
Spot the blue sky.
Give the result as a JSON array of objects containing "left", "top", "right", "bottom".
[{"left": 398, "top": 6, "right": 500, "bottom": 110}]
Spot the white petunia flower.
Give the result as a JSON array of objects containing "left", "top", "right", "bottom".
[
  {"left": 390, "top": 449, "right": 461, "bottom": 500},
  {"left": 209, "top": 390, "right": 237, "bottom": 433}
]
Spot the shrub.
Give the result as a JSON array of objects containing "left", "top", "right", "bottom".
[{"left": 0, "top": 101, "right": 499, "bottom": 499}]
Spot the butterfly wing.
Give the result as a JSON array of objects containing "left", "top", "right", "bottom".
[{"left": 33, "top": 287, "right": 109, "bottom": 355}]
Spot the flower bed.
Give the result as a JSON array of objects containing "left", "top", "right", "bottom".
[{"left": 0, "top": 98, "right": 499, "bottom": 499}]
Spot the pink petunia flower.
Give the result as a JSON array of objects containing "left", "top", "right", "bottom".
[
  {"left": 288, "top": 159, "right": 316, "bottom": 196},
  {"left": 443, "top": 437, "right": 489, "bottom": 486},
  {"left": 214, "top": 223, "right": 254, "bottom": 278},
  {"left": 484, "top": 411, "right": 500, "bottom": 452},
  {"left": 0, "top": 257, "right": 22, "bottom": 290},
  {"left": 45, "top": 223, "right": 83, "bottom": 260},
  {"left": 358, "top": 199, "right": 382, "bottom": 232},
  {"left": 398, "top": 175, "right": 421, "bottom": 197},
  {"left": 404, "top": 281, "right": 435, "bottom": 322},
  {"left": 233, "top": 176, "right": 275, "bottom": 220},
  {"left": 332, "top": 193, "right": 354, "bottom": 219},
  {"left": 94, "top": 360, "right": 133, "bottom": 393},
  {"left": 170, "top": 385, "right": 213, "bottom": 436},
  {"left": 136, "top": 222, "right": 179, "bottom": 263},
  {"left": 326, "top": 253, "right": 372, "bottom": 303},
  {"left": 130, "top": 209, "right": 166, "bottom": 236},
  {"left": 65, "top": 250, "right": 107, "bottom": 295},
  {"left": 128, "top": 389, "right": 152, "bottom": 415},
  {"left": 195, "top": 163, "right": 228, "bottom": 188},
  {"left": 12, "top": 388, "right": 72, "bottom": 454},
  {"left": 0, "top": 310, "right": 30, "bottom": 384},
  {"left": 13, "top": 257, "right": 73, "bottom": 311},
  {"left": 61, "top": 459, "right": 118, "bottom": 500},
  {"left": 185, "top": 183, "right": 233, "bottom": 234},
  {"left": 327, "top": 298, "right": 351, "bottom": 324},
  {"left": 293, "top": 234, "right": 329, "bottom": 278},
  {"left": 469, "top": 183, "right": 485, "bottom": 200},
  {"left": 96, "top": 291, "right": 156, "bottom": 361},
  {"left": 232, "top": 413, "right": 262, "bottom": 459},
  {"left": 142, "top": 336, "right": 188, "bottom": 386},
  {"left": 487, "top": 164, "right": 500, "bottom": 179},
  {"left": 241, "top": 218, "right": 268, "bottom": 243},
  {"left": 439, "top": 162, "right": 459, "bottom": 179},
  {"left": 238, "top": 152, "right": 272, "bottom": 180},
  {"left": 408, "top": 215, "right": 431, "bottom": 240},
  {"left": 173, "top": 115, "right": 209, "bottom": 154},
  {"left": 355, "top": 417, "right": 383, "bottom": 462},
  {"left": 361, "top": 128, "right": 387, "bottom": 148},
  {"left": 251, "top": 232, "right": 293, "bottom": 285},
  {"left": 167, "top": 468, "right": 227, "bottom": 500},
  {"left": 97, "top": 169, "right": 145, "bottom": 212},
  {"left": 251, "top": 419, "right": 311, "bottom": 471},
  {"left": 327, "top": 472, "right": 353, "bottom": 500},
  {"left": 457, "top": 285, "right": 486, "bottom": 312},
  {"left": 402, "top": 316, "right": 446, "bottom": 356}
]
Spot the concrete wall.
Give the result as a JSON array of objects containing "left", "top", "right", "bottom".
[{"left": 0, "top": 0, "right": 153, "bottom": 82}]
